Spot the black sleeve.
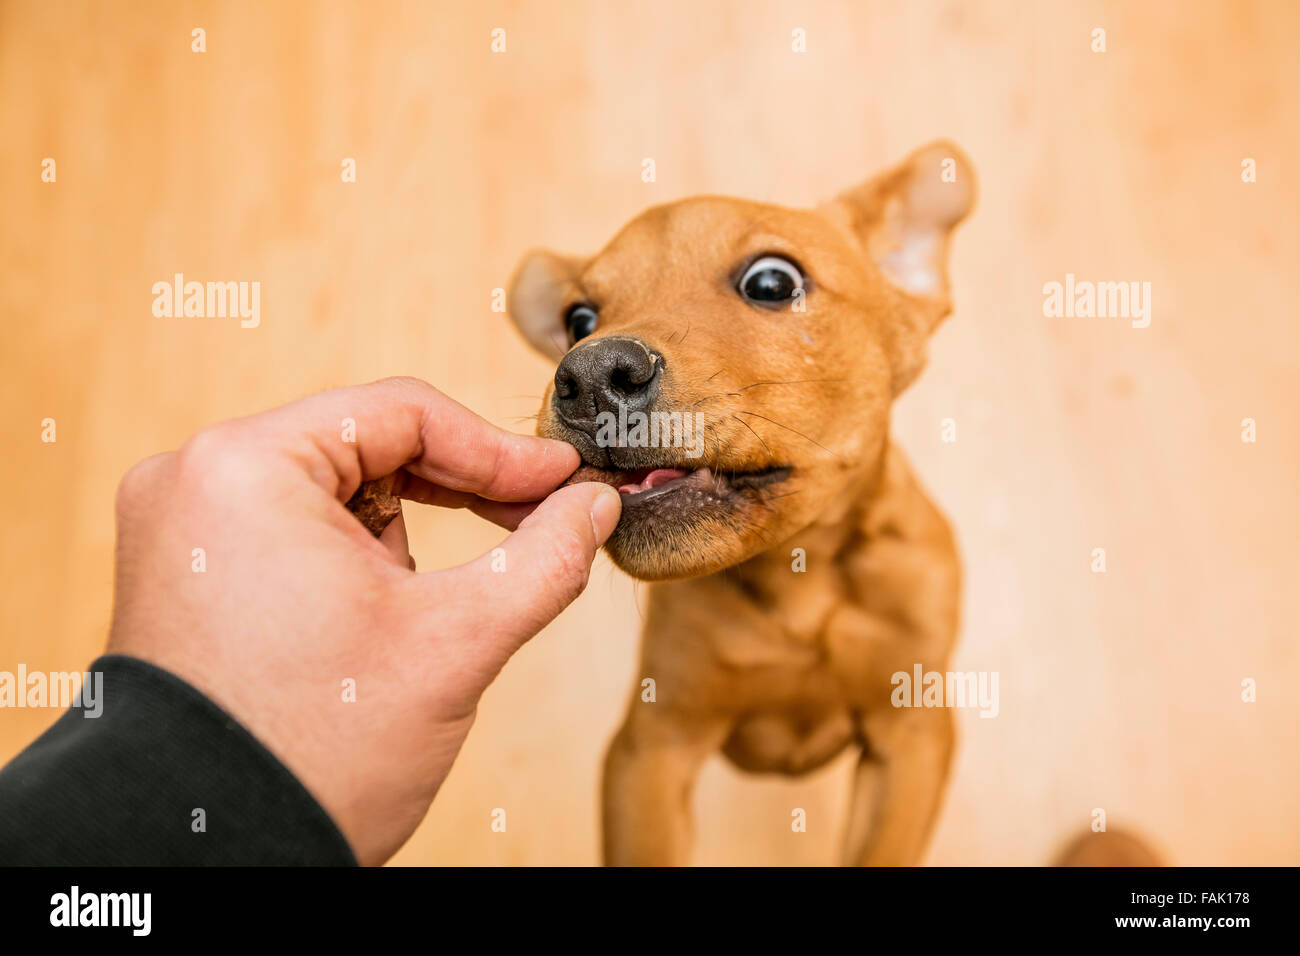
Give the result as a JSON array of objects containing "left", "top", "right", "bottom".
[{"left": 0, "top": 654, "right": 357, "bottom": 865}]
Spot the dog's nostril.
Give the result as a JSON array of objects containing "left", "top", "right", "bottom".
[
  {"left": 554, "top": 369, "right": 579, "bottom": 400},
  {"left": 610, "top": 365, "right": 651, "bottom": 396}
]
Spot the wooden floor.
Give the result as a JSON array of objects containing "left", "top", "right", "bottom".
[{"left": 1, "top": 0, "right": 1297, "bottom": 864}]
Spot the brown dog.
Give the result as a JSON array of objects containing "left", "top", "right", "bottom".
[{"left": 507, "top": 141, "right": 974, "bottom": 865}]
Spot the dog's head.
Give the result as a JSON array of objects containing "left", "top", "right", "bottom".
[{"left": 508, "top": 141, "right": 974, "bottom": 580}]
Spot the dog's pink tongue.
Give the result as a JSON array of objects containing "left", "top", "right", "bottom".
[{"left": 618, "top": 468, "right": 689, "bottom": 495}]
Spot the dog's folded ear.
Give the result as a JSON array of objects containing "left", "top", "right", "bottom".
[
  {"left": 830, "top": 140, "right": 975, "bottom": 391},
  {"left": 507, "top": 249, "right": 588, "bottom": 360}
]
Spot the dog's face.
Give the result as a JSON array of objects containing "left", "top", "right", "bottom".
[{"left": 509, "top": 142, "right": 974, "bottom": 580}]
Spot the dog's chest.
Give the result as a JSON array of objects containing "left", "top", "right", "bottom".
[
  {"left": 771, "top": 561, "right": 846, "bottom": 643},
  {"left": 710, "top": 558, "right": 869, "bottom": 670}
]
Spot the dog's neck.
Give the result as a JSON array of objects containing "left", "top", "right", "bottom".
[{"left": 696, "top": 446, "right": 894, "bottom": 641}]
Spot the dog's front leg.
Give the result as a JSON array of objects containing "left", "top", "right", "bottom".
[
  {"left": 842, "top": 707, "right": 954, "bottom": 866},
  {"left": 602, "top": 710, "right": 729, "bottom": 866}
]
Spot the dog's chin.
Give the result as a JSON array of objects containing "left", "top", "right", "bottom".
[{"left": 560, "top": 461, "right": 792, "bottom": 581}]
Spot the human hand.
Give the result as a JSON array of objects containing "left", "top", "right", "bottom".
[{"left": 106, "top": 377, "right": 621, "bottom": 865}]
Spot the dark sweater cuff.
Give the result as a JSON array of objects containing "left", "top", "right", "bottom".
[{"left": 0, "top": 654, "right": 357, "bottom": 865}]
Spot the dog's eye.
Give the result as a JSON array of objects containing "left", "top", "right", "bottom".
[
  {"left": 565, "top": 304, "right": 599, "bottom": 344},
  {"left": 738, "top": 256, "right": 804, "bottom": 306}
]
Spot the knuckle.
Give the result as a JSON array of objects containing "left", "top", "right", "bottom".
[
  {"left": 179, "top": 424, "right": 241, "bottom": 466},
  {"left": 114, "top": 467, "right": 146, "bottom": 518},
  {"left": 115, "top": 454, "right": 168, "bottom": 519},
  {"left": 175, "top": 424, "right": 260, "bottom": 495},
  {"left": 479, "top": 428, "right": 508, "bottom": 491},
  {"left": 378, "top": 375, "right": 434, "bottom": 398}
]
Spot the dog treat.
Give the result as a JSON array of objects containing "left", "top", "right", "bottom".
[
  {"left": 560, "top": 464, "right": 622, "bottom": 489},
  {"left": 346, "top": 475, "right": 401, "bottom": 536}
]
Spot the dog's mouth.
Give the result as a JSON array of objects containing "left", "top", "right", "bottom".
[{"left": 565, "top": 462, "right": 790, "bottom": 508}]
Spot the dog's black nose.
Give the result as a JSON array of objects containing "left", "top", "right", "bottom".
[{"left": 553, "top": 336, "right": 663, "bottom": 426}]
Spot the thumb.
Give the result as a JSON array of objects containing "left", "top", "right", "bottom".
[{"left": 423, "top": 481, "right": 622, "bottom": 657}]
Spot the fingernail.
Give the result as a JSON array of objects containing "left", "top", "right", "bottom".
[{"left": 589, "top": 485, "right": 622, "bottom": 545}]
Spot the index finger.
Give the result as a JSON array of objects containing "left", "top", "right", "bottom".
[{"left": 241, "top": 376, "right": 578, "bottom": 503}]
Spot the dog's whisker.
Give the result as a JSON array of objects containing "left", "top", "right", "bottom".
[
  {"left": 736, "top": 410, "right": 842, "bottom": 462},
  {"left": 750, "top": 522, "right": 776, "bottom": 549},
  {"left": 736, "top": 378, "right": 845, "bottom": 392},
  {"left": 731, "top": 414, "right": 773, "bottom": 459},
  {"left": 681, "top": 379, "right": 843, "bottom": 414},
  {"left": 688, "top": 390, "right": 741, "bottom": 409}
]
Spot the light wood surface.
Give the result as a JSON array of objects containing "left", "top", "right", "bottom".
[{"left": 1, "top": 0, "right": 1296, "bottom": 864}]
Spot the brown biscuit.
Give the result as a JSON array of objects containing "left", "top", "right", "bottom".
[{"left": 346, "top": 474, "right": 402, "bottom": 536}]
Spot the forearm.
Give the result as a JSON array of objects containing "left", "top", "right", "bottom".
[{"left": 0, "top": 655, "right": 356, "bottom": 866}]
